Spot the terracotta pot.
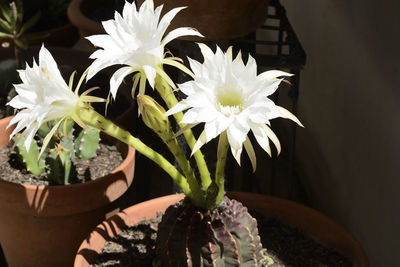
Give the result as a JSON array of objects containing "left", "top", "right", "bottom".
[
  {"left": 138, "top": 0, "right": 270, "bottom": 41},
  {"left": 74, "top": 192, "right": 370, "bottom": 267},
  {"left": 0, "top": 116, "right": 136, "bottom": 267},
  {"left": 68, "top": 0, "right": 270, "bottom": 41},
  {"left": 67, "top": 0, "right": 110, "bottom": 38}
]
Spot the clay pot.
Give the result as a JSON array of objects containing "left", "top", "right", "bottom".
[
  {"left": 68, "top": 0, "right": 270, "bottom": 41},
  {"left": 74, "top": 192, "right": 369, "bottom": 267},
  {"left": 67, "top": 0, "right": 111, "bottom": 38},
  {"left": 0, "top": 116, "right": 136, "bottom": 267},
  {"left": 138, "top": 0, "right": 270, "bottom": 41}
]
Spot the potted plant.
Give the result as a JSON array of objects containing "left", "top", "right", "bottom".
[
  {"left": 0, "top": 46, "right": 136, "bottom": 266},
  {"left": 74, "top": 192, "right": 370, "bottom": 266},
  {"left": 7, "top": 0, "right": 369, "bottom": 266},
  {"left": 0, "top": 0, "right": 81, "bottom": 118},
  {"left": 0, "top": 0, "right": 79, "bottom": 48}
]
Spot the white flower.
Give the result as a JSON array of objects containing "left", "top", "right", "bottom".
[
  {"left": 166, "top": 44, "right": 303, "bottom": 168},
  {"left": 86, "top": 0, "right": 203, "bottom": 99},
  {"left": 7, "top": 45, "right": 102, "bottom": 151}
]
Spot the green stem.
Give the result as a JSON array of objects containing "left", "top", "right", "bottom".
[
  {"left": 13, "top": 41, "right": 22, "bottom": 70},
  {"left": 78, "top": 106, "right": 192, "bottom": 198},
  {"left": 163, "top": 137, "right": 205, "bottom": 208},
  {"left": 215, "top": 131, "right": 229, "bottom": 206},
  {"left": 155, "top": 75, "right": 212, "bottom": 190}
]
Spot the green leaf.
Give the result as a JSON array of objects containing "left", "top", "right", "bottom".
[
  {"left": 14, "top": 38, "right": 27, "bottom": 50},
  {"left": 0, "top": 17, "right": 12, "bottom": 33},
  {"left": 19, "top": 10, "right": 40, "bottom": 35},
  {"left": 9, "top": 2, "right": 18, "bottom": 30},
  {"left": 0, "top": 32, "right": 12, "bottom": 38},
  {"left": 0, "top": 4, "right": 11, "bottom": 22}
]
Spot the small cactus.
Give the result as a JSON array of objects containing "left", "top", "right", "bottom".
[
  {"left": 13, "top": 133, "right": 46, "bottom": 176},
  {"left": 156, "top": 196, "right": 272, "bottom": 267},
  {"left": 12, "top": 119, "right": 100, "bottom": 185},
  {"left": 75, "top": 127, "right": 100, "bottom": 160}
]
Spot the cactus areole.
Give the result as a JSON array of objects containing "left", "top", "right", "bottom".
[{"left": 156, "top": 196, "right": 271, "bottom": 267}]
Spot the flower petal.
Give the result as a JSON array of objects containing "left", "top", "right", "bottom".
[
  {"left": 162, "top": 27, "right": 203, "bottom": 46},
  {"left": 157, "top": 6, "right": 185, "bottom": 34},
  {"left": 142, "top": 65, "right": 157, "bottom": 88},
  {"left": 244, "top": 137, "right": 257, "bottom": 172},
  {"left": 277, "top": 106, "right": 304, "bottom": 127},
  {"left": 191, "top": 129, "right": 207, "bottom": 156},
  {"left": 251, "top": 123, "right": 271, "bottom": 156},
  {"left": 262, "top": 124, "right": 281, "bottom": 155},
  {"left": 258, "top": 70, "right": 293, "bottom": 80},
  {"left": 110, "top": 66, "right": 134, "bottom": 98},
  {"left": 164, "top": 101, "right": 191, "bottom": 117},
  {"left": 226, "top": 121, "right": 248, "bottom": 165}
]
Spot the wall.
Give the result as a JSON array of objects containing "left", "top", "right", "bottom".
[{"left": 280, "top": 0, "right": 400, "bottom": 266}]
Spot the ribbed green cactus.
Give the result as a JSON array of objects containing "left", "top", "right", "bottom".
[
  {"left": 156, "top": 196, "right": 273, "bottom": 267},
  {"left": 12, "top": 133, "right": 46, "bottom": 176},
  {"left": 46, "top": 120, "right": 76, "bottom": 185},
  {"left": 12, "top": 119, "right": 100, "bottom": 185},
  {"left": 75, "top": 127, "right": 100, "bottom": 160}
]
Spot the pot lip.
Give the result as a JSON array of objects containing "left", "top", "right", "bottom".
[
  {"left": 74, "top": 192, "right": 370, "bottom": 267},
  {"left": 67, "top": 0, "right": 105, "bottom": 36},
  {"left": 0, "top": 115, "right": 135, "bottom": 191}
]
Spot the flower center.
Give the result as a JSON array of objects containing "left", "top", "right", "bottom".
[{"left": 216, "top": 90, "right": 244, "bottom": 115}]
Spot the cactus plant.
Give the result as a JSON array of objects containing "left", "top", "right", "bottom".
[
  {"left": 7, "top": 1, "right": 303, "bottom": 266},
  {"left": 156, "top": 196, "right": 273, "bottom": 267},
  {"left": 12, "top": 119, "right": 100, "bottom": 185}
]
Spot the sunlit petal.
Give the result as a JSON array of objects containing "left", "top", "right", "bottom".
[
  {"left": 109, "top": 66, "right": 133, "bottom": 98},
  {"left": 86, "top": 0, "right": 201, "bottom": 96}
]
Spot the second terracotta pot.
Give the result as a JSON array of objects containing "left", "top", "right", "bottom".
[
  {"left": 74, "top": 192, "right": 369, "bottom": 267},
  {"left": 0, "top": 116, "right": 136, "bottom": 267},
  {"left": 68, "top": 0, "right": 270, "bottom": 41}
]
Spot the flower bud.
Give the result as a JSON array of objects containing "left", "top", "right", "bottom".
[{"left": 137, "top": 95, "right": 172, "bottom": 139}]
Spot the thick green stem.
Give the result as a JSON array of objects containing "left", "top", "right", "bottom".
[
  {"left": 138, "top": 94, "right": 205, "bottom": 207},
  {"left": 155, "top": 75, "right": 212, "bottom": 190},
  {"left": 214, "top": 131, "right": 229, "bottom": 206},
  {"left": 78, "top": 106, "right": 192, "bottom": 198},
  {"left": 163, "top": 137, "right": 206, "bottom": 208}
]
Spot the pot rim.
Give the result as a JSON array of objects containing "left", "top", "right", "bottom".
[
  {"left": 74, "top": 192, "right": 370, "bottom": 267},
  {"left": 0, "top": 116, "right": 136, "bottom": 216}
]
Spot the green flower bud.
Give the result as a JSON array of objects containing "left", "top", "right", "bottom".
[{"left": 137, "top": 94, "right": 172, "bottom": 139}]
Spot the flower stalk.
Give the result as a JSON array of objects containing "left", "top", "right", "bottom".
[
  {"left": 214, "top": 131, "right": 229, "bottom": 207},
  {"left": 154, "top": 74, "right": 212, "bottom": 190},
  {"left": 137, "top": 95, "right": 206, "bottom": 207},
  {"left": 77, "top": 104, "right": 195, "bottom": 200}
]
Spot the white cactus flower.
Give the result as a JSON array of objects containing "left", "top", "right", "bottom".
[
  {"left": 165, "top": 44, "right": 303, "bottom": 169},
  {"left": 86, "top": 0, "right": 203, "bottom": 99},
  {"left": 7, "top": 45, "right": 103, "bottom": 151}
]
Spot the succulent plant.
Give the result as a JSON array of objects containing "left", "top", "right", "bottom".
[
  {"left": 156, "top": 196, "right": 273, "bottom": 267},
  {"left": 12, "top": 119, "right": 100, "bottom": 185}
]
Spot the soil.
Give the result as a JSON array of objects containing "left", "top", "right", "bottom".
[
  {"left": 0, "top": 143, "right": 123, "bottom": 186},
  {"left": 91, "top": 212, "right": 352, "bottom": 267}
]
